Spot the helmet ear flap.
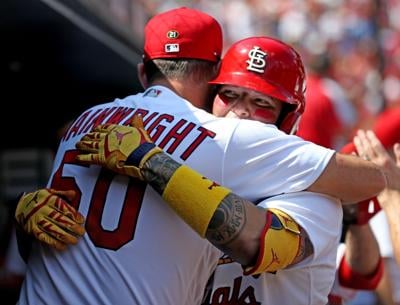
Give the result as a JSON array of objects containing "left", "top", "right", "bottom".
[
  {"left": 281, "top": 112, "right": 302, "bottom": 135},
  {"left": 277, "top": 102, "right": 303, "bottom": 134}
]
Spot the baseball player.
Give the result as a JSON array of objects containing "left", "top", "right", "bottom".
[
  {"left": 328, "top": 228, "right": 382, "bottom": 305},
  {"left": 352, "top": 107, "right": 400, "bottom": 264},
  {"left": 14, "top": 8, "right": 393, "bottom": 305},
  {"left": 320, "top": 184, "right": 383, "bottom": 305},
  {"left": 201, "top": 37, "right": 380, "bottom": 305},
  {"left": 322, "top": 107, "right": 400, "bottom": 304},
  {"left": 370, "top": 137, "right": 400, "bottom": 265},
  {"left": 352, "top": 108, "right": 400, "bottom": 304},
  {"left": 199, "top": 37, "right": 341, "bottom": 304}
]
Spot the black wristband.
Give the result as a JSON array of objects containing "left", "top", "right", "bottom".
[
  {"left": 342, "top": 204, "right": 359, "bottom": 226},
  {"left": 125, "top": 143, "right": 157, "bottom": 167}
]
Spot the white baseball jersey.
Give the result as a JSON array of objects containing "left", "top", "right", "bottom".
[
  {"left": 18, "top": 86, "right": 335, "bottom": 305},
  {"left": 203, "top": 192, "right": 342, "bottom": 305}
]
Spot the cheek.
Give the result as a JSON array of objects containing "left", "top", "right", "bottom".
[
  {"left": 212, "top": 96, "right": 231, "bottom": 117},
  {"left": 252, "top": 108, "right": 279, "bottom": 124}
]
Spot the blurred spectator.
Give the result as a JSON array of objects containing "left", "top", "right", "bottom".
[
  {"left": 297, "top": 55, "right": 357, "bottom": 149},
  {"left": 111, "top": 0, "right": 393, "bottom": 143}
]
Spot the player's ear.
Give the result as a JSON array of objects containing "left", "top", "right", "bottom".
[{"left": 137, "top": 63, "right": 148, "bottom": 89}]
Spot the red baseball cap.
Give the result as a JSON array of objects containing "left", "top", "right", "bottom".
[
  {"left": 341, "top": 106, "right": 400, "bottom": 153},
  {"left": 143, "top": 7, "right": 222, "bottom": 63}
]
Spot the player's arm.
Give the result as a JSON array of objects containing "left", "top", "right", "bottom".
[
  {"left": 143, "top": 152, "right": 313, "bottom": 273},
  {"left": 339, "top": 205, "right": 383, "bottom": 290},
  {"left": 378, "top": 186, "right": 400, "bottom": 266},
  {"left": 354, "top": 130, "right": 400, "bottom": 265},
  {"left": 307, "top": 152, "right": 387, "bottom": 204},
  {"left": 338, "top": 226, "right": 383, "bottom": 290},
  {"left": 75, "top": 118, "right": 311, "bottom": 274}
]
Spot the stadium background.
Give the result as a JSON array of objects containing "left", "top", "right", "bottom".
[{"left": 1, "top": 0, "right": 400, "bottom": 304}]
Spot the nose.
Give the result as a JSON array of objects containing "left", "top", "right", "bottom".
[{"left": 231, "top": 98, "right": 251, "bottom": 118}]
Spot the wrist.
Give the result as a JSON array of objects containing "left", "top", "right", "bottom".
[
  {"left": 142, "top": 152, "right": 181, "bottom": 194},
  {"left": 125, "top": 142, "right": 163, "bottom": 180},
  {"left": 125, "top": 143, "right": 159, "bottom": 167}
]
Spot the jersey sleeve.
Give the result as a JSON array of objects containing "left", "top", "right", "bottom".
[{"left": 221, "top": 120, "right": 335, "bottom": 201}]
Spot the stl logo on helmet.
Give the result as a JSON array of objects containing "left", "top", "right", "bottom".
[{"left": 246, "top": 46, "right": 267, "bottom": 74}]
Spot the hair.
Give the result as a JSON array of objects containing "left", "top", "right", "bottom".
[{"left": 144, "top": 59, "right": 219, "bottom": 84}]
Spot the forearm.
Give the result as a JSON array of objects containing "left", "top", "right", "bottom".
[
  {"left": 308, "top": 153, "right": 386, "bottom": 204},
  {"left": 142, "top": 152, "right": 262, "bottom": 265},
  {"left": 141, "top": 152, "right": 178, "bottom": 194},
  {"left": 379, "top": 189, "right": 400, "bottom": 265},
  {"left": 344, "top": 224, "right": 380, "bottom": 274},
  {"left": 207, "top": 193, "right": 264, "bottom": 265},
  {"left": 142, "top": 152, "right": 311, "bottom": 269},
  {"left": 337, "top": 224, "right": 383, "bottom": 290}
]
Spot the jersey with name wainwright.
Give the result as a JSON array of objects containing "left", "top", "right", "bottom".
[{"left": 18, "top": 86, "right": 335, "bottom": 305}]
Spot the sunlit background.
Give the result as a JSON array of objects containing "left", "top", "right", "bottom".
[{"left": 1, "top": 1, "right": 400, "bottom": 304}]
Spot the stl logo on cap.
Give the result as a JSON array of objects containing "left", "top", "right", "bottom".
[{"left": 246, "top": 46, "right": 267, "bottom": 74}]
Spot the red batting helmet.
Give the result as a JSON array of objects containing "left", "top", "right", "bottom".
[{"left": 209, "top": 37, "right": 306, "bottom": 134}]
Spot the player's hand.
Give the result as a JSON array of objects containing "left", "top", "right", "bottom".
[
  {"left": 15, "top": 189, "right": 85, "bottom": 250},
  {"left": 378, "top": 143, "right": 400, "bottom": 206},
  {"left": 340, "top": 139, "right": 381, "bottom": 225},
  {"left": 354, "top": 130, "right": 400, "bottom": 192},
  {"left": 75, "top": 115, "right": 162, "bottom": 180}
]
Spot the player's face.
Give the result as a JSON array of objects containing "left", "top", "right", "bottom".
[{"left": 212, "top": 85, "right": 283, "bottom": 125}]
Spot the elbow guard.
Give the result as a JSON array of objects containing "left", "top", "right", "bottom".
[{"left": 244, "top": 208, "right": 301, "bottom": 275}]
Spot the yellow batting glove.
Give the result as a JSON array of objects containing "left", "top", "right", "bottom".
[
  {"left": 76, "top": 114, "right": 162, "bottom": 180},
  {"left": 15, "top": 189, "right": 85, "bottom": 250}
]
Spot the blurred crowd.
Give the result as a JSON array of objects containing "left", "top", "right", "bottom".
[{"left": 107, "top": 0, "right": 400, "bottom": 149}]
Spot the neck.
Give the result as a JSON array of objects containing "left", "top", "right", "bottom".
[{"left": 151, "top": 78, "right": 210, "bottom": 110}]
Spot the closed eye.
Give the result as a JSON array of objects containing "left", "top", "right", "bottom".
[
  {"left": 253, "top": 98, "right": 275, "bottom": 108},
  {"left": 219, "top": 89, "right": 240, "bottom": 100}
]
